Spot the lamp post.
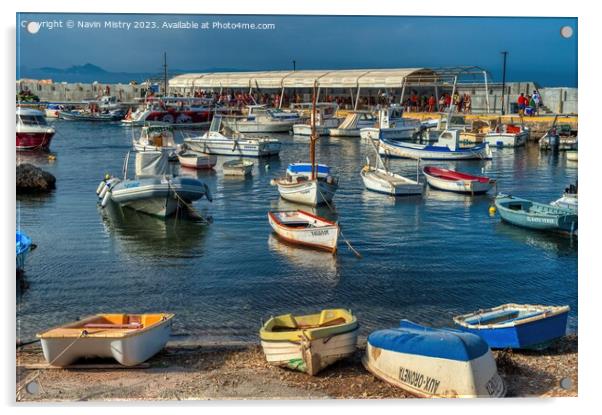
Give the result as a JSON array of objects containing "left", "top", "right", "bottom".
[{"left": 500, "top": 51, "right": 508, "bottom": 115}]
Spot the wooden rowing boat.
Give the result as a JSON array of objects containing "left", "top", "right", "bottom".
[
  {"left": 36, "top": 313, "right": 174, "bottom": 367},
  {"left": 268, "top": 210, "right": 339, "bottom": 253},
  {"left": 453, "top": 303, "right": 570, "bottom": 350},
  {"left": 423, "top": 166, "right": 495, "bottom": 194},
  {"left": 260, "top": 309, "right": 358, "bottom": 375}
]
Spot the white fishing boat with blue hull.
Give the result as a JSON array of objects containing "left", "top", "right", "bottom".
[
  {"left": 184, "top": 115, "right": 282, "bottom": 157},
  {"left": 379, "top": 130, "right": 492, "bottom": 160},
  {"left": 454, "top": 304, "right": 570, "bottom": 350},
  {"left": 363, "top": 320, "right": 505, "bottom": 398}
]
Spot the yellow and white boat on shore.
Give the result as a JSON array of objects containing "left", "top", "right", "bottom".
[
  {"left": 36, "top": 313, "right": 174, "bottom": 367},
  {"left": 259, "top": 309, "right": 358, "bottom": 375}
]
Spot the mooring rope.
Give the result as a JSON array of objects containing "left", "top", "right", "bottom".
[
  {"left": 168, "top": 181, "right": 212, "bottom": 224},
  {"left": 317, "top": 186, "right": 362, "bottom": 258}
]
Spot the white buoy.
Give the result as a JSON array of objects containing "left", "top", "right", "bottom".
[
  {"left": 96, "top": 181, "right": 106, "bottom": 195},
  {"left": 101, "top": 191, "right": 111, "bottom": 208}
]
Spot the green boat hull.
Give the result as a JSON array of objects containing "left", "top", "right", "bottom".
[{"left": 495, "top": 195, "right": 577, "bottom": 234}]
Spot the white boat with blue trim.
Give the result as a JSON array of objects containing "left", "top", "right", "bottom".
[
  {"left": 183, "top": 115, "right": 282, "bottom": 157},
  {"left": 271, "top": 163, "right": 338, "bottom": 206},
  {"left": 363, "top": 320, "right": 505, "bottom": 398},
  {"left": 379, "top": 129, "right": 493, "bottom": 160}
]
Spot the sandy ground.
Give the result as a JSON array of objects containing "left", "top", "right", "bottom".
[{"left": 16, "top": 335, "right": 577, "bottom": 402}]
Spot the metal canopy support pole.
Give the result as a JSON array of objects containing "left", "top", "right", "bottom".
[
  {"left": 349, "top": 88, "right": 355, "bottom": 109},
  {"left": 316, "top": 86, "right": 321, "bottom": 104},
  {"left": 446, "top": 75, "right": 458, "bottom": 126},
  {"left": 279, "top": 86, "right": 285, "bottom": 109},
  {"left": 400, "top": 78, "right": 406, "bottom": 106},
  {"left": 354, "top": 86, "right": 361, "bottom": 111},
  {"left": 501, "top": 51, "right": 508, "bottom": 115},
  {"left": 434, "top": 84, "right": 439, "bottom": 111},
  {"left": 483, "top": 71, "right": 490, "bottom": 114}
]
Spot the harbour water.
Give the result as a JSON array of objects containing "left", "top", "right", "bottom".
[{"left": 16, "top": 120, "right": 578, "bottom": 342}]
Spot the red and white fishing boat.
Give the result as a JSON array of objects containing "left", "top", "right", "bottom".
[
  {"left": 422, "top": 166, "right": 496, "bottom": 194},
  {"left": 177, "top": 150, "right": 217, "bottom": 170},
  {"left": 267, "top": 210, "right": 339, "bottom": 253},
  {"left": 122, "top": 97, "right": 213, "bottom": 127},
  {"left": 16, "top": 108, "right": 56, "bottom": 151}
]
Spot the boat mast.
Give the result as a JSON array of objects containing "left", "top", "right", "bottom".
[
  {"left": 310, "top": 81, "right": 317, "bottom": 180},
  {"left": 163, "top": 52, "right": 168, "bottom": 98}
]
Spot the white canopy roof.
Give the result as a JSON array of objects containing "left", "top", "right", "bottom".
[{"left": 170, "top": 68, "right": 435, "bottom": 90}]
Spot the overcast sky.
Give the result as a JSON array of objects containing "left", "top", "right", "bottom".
[{"left": 16, "top": 13, "right": 577, "bottom": 86}]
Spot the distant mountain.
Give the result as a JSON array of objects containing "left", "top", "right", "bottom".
[{"left": 17, "top": 63, "right": 250, "bottom": 84}]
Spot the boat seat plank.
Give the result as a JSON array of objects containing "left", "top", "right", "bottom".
[{"left": 271, "top": 317, "right": 347, "bottom": 332}]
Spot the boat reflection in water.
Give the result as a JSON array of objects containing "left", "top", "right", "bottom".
[
  {"left": 423, "top": 185, "right": 491, "bottom": 207},
  {"left": 494, "top": 221, "right": 577, "bottom": 256},
  {"left": 99, "top": 201, "right": 209, "bottom": 259},
  {"left": 267, "top": 234, "right": 339, "bottom": 285}
]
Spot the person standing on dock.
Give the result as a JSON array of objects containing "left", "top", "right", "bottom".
[
  {"left": 428, "top": 95, "right": 436, "bottom": 112},
  {"left": 532, "top": 90, "right": 541, "bottom": 115},
  {"left": 517, "top": 93, "right": 527, "bottom": 116}
]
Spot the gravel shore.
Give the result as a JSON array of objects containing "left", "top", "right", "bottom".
[{"left": 16, "top": 335, "right": 577, "bottom": 401}]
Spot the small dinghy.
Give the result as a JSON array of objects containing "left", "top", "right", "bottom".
[
  {"left": 16, "top": 231, "right": 33, "bottom": 271},
  {"left": 36, "top": 313, "right": 174, "bottom": 367},
  {"left": 363, "top": 320, "right": 505, "bottom": 398},
  {"left": 268, "top": 210, "right": 339, "bottom": 253},
  {"left": 423, "top": 166, "right": 496, "bottom": 194},
  {"left": 260, "top": 309, "right": 358, "bottom": 375},
  {"left": 454, "top": 304, "right": 570, "bottom": 350},
  {"left": 177, "top": 149, "right": 217, "bottom": 170},
  {"left": 223, "top": 159, "right": 254, "bottom": 176},
  {"left": 495, "top": 194, "right": 577, "bottom": 234}
]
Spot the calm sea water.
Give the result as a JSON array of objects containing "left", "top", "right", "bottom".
[{"left": 16, "top": 120, "right": 578, "bottom": 342}]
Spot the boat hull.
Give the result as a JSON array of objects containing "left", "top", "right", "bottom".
[
  {"left": 329, "top": 128, "right": 361, "bottom": 137},
  {"left": 260, "top": 328, "right": 358, "bottom": 375},
  {"left": 275, "top": 180, "right": 338, "bottom": 206},
  {"left": 59, "top": 111, "right": 123, "bottom": 122},
  {"left": 485, "top": 132, "right": 528, "bottom": 148},
  {"left": 362, "top": 343, "right": 505, "bottom": 398},
  {"left": 293, "top": 124, "right": 331, "bottom": 136},
  {"left": 360, "top": 168, "right": 423, "bottom": 196},
  {"left": 110, "top": 178, "right": 208, "bottom": 218},
  {"left": 360, "top": 127, "right": 416, "bottom": 141},
  {"left": 268, "top": 211, "right": 339, "bottom": 252},
  {"left": 39, "top": 317, "right": 172, "bottom": 367},
  {"left": 458, "top": 311, "right": 569, "bottom": 350},
  {"left": 223, "top": 119, "right": 295, "bottom": 133},
  {"left": 178, "top": 154, "right": 217, "bottom": 169},
  {"left": 495, "top": 196, "right": 578, "bottom": 233},
  {"left": 184, "top": 138, "right": 281, "bottom": 157},
  {"left": 16, "top": 131, "right": 55, "bottom": 151},
  {"left": 566, "top": 151, "right": 578, "bottom": 161},
  {"left": 379, "top": 139, "right": 492, "bottom": 160},
  {"left": 423, "top": 171, "right": 494, "bottom": 194},
  {"left": 454, "top": 304, "right": 570, "bottom": 350}
]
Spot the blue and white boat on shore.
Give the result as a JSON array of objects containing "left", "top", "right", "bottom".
[
  {"left": 362, "top": 320, "right": 505, "bottom": 398},
  {"left": 453, "top": 304, "right": 570, "bottom": 350},
  {"left": 495, "top": 194, "right": 578, "bottom": 234},
  {"left": 379, "top": 129, "right": 493, "bottom": 160},
  {"left": 16, "top": 231, "right": 33, "bottom": 271},
  {"left": 184, "top": 115, "right": 282, "bottom": 157}
]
